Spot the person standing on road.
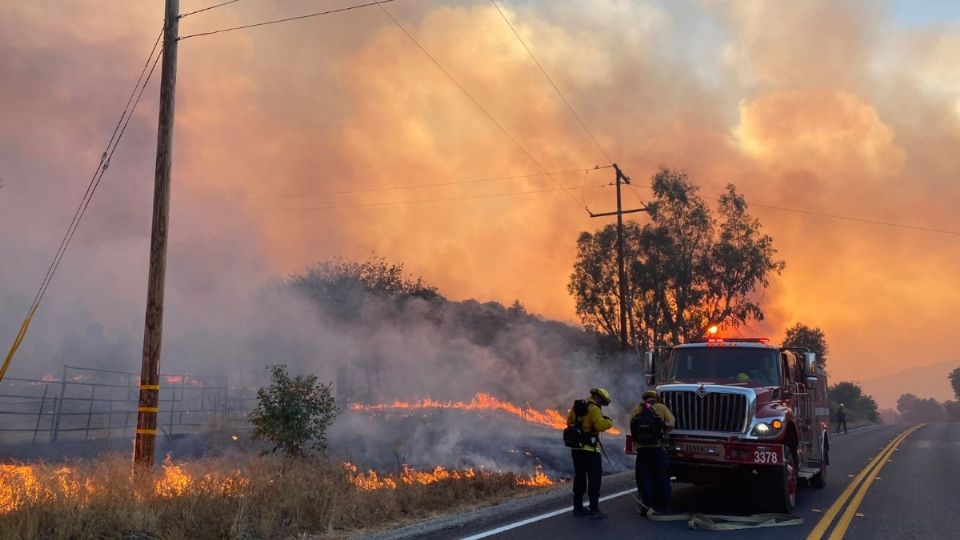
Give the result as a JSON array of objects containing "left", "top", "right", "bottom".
[
  {"left": 630, "top": 389, "right": 675, "bottom": 515},
  {"left": 836, "top": 403, "right": 848, "bottom": 434},
  {"left": 567, "top": 387, "right": 614, "bottom": 520}
]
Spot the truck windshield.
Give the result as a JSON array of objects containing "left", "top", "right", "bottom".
[{"left": 667, "top": 347, "right": 780, "bottom": 386}]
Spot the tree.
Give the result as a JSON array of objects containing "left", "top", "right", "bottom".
[
  {"left": 783, "top": 323, "right": 829, "bottom": 370},
  {"left": 949, "top": 367, "right": 960, "bottom": 401},
  {"left": 288, "top": 256, "right": 440, "bottom": 321},
  {"left": 569, "top": 168, "right": 785, "bottom": 350},
  {"left": 946, "top": 401, "right": 960, "bottom": 423},
  {"left": 898, "top": 395, "right": 946, "bottom": 423},
  {"left": 897, "top": 393, "right": 918, "bottom": 414},
  {"left": 829, "top": 381, "right": 879, "bottom": 423},
  {"left": 249, "top": 364, "right": 340, "bottom": 457},
  {"left": 569, "top": 222, "right": 644, "bottom": 351}
]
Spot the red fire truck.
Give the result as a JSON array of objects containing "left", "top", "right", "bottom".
[{"left": 626, "top": 336, "right": 830, "bottom": 512}]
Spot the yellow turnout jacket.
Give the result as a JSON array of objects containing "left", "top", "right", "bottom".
[{"left": 566, "top": 397, "right": 614, "bottom": 452}]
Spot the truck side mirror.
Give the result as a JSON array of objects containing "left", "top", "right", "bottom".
[
  {"left": 644, "top": 351, "right": 655, "bottom": 385},
  {"left": 804, "top": 352, "right": 817, "bottom": 381}
]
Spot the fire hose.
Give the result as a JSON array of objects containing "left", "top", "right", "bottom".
[{"left": 632, "top": 495, "right": 803, "bottom": 531}]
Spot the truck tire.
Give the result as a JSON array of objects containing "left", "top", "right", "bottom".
[
  {"left": 775, "top": 447, "right": 798, "bottom": 512},
  {"left": 810, "top": 434, "right": 829, "bottom": 489}
]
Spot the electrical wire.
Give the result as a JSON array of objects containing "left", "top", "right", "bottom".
[
  {"left": 237, "top": 183, "right": 607, "bottom": 213},
  {"left": 489, "top": 0, "right": 613, "bottom": 166},
  {"left": 2, "top": 29, "right": 164, "bottom": 382},
  {"left": 178, "top": 168, "right": 592, "bottom": 205},
  {"left": 623, "top": 181, "right": 960, "bottom": 237},
  {"left": 749, "top": 202, "right": 960, "bottom": 237},
  {"left": 179, "top": 0, "right": 241, "bottom": 19},
  {"left": 377, "top": 2, "right": 591, "bottom": 215},
  {"left": 179, "top": 0, "right": 394, "bottom": 40}
]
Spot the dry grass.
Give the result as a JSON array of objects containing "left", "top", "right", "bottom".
[{"left": 0, "top": 454, "right": 552, "bottom": 539}]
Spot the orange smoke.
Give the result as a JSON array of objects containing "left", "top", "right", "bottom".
[{"left": 350, "top": 392, "right": 621, "bottom": 435}]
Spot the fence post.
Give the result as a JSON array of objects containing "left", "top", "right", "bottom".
[
  {"left": 53, "top": 366, "right": 68, "bottom": 443},
  {"left": 33, "top": 384, "right": 49, "bottom": 445},
  {"left": 49, "top": 395, "right": 59, "bottom": 443},
  {"left": 169, "top": 382, "right": 175, "bottom": 437},
  {"left": 107, "top": 399, "right": 113, "bottom": 439},
  {"left": 85, "top": 384, "right": 96, "bottom": 440}
]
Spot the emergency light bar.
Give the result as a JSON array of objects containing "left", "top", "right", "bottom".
[{"left": 689, "top": 337, "right": 770, "bottom": 344}]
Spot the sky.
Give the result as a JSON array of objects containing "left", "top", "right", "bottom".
[{"left": 1, "top": 0, "right": 959, "bottom": 403}]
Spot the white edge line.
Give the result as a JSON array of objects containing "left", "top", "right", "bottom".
[{"left": 459, "top": 488, "right": 638, "bottom": 540}]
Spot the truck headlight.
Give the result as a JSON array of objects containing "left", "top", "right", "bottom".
[{"left": 751, "top": 418, "right": 784, "bottom": 437}]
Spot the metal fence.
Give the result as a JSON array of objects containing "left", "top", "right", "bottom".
[{"left": 0, "top": 365, "right": 257, "bottom": 445}]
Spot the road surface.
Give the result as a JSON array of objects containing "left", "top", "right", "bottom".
[{"left": 409, "top": 423, "right": 958, "bottom": 539}]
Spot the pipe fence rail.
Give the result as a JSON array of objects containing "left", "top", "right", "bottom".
[{"left": 0, "top": 365, "right": 257, "bottom": 446}]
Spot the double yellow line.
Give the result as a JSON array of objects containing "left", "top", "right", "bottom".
[{"left": 807, "top": 424, "right": 924, "bottom": 540}]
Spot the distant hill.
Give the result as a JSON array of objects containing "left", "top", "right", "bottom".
[{"left": 856, "top": 361, "right": 959, "bottom": 410}]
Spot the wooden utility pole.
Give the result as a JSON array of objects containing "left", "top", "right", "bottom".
[
  {"left": 589, "top": 164, "right": 647, "bottom": 352},
  {"left": 135, "top": 0, "right": 179, "bottom": 466}
]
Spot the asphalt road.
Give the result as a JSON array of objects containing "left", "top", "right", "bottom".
[{"left": 409, "top": 423, "right": 958, "bottom": 539}]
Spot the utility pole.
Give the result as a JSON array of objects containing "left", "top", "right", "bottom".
[
  {"left": 135, "top": 0, "right": 179, "bottom": 467},
  {"left": 589, "top": 164, "right": 647, "bottom": 352}
]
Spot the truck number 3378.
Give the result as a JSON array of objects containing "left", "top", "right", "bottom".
[{"left": 753, "top": 450, "right": 779, "bottom": 464}]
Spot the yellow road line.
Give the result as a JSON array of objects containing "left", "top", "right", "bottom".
[
  {"left": 827, "top": 424, "right": 924, "bottom": 539},
  {"left": 806, "top": 426, "right": 917, "bottom": 540}
]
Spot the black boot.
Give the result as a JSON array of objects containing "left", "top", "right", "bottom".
[{"left": 572, "top": 496, "right": 587, "bottom": 517}]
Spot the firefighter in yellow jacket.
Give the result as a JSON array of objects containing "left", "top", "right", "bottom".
[
  {"left": 567, "top": 387, "right": 614, "bottom": 519},
  {"left": 630, "top": 389, "right": 675, "bottom": 514}
]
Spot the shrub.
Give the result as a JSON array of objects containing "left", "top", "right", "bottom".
[{"left": 249, "top": 364, "right": 339, "bottom": 457}]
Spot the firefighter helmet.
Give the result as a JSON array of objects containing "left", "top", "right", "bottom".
[
  {"left": 642, "top": 390, "right": 658, "bottom": 401},
  {"left": 591, "top": 387, "right": 611, "bottom": 406}
]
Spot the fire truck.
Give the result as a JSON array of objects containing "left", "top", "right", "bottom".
[{"left": 626, "top": 336, "right": 830, "bottom": 512}]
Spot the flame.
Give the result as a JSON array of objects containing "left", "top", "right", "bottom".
[
  {"left": 0, "top": 465, "right": 38, "bottom": 512},
  {"left": 350, "top": 392, "right": 620, "bottom": 435},
  {"left": 40, "top": 374, "right": 58, "bottom": 382},
  {"left": 155, "top": 457, "right": 191, "bottom": 497},
  {"left": 343, "top": 462, "right": 552, "bottom": 491},
  {"left": 165, "top": 375, "right": 184, "bottom": 384},
  {"left": 515, "top": 465, "right": 553, "bottom": 487},
  {"left": 0, "top": 458, "right": 247, "bottom": 515}
]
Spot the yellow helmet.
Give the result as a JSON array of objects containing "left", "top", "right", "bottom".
[
  {"left": 642, "top": 390, "right": 658, "bottom": 401},
  {"left": 591, "top": 387, "right": 611, "bottom": 406}
]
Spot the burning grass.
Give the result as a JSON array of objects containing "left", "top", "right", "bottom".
[
  {"left": 350, "top": 392, "right": 622, "bottom": 436},
  {"left": 0, "top": 454, "right": 555, "bottom": 539}
]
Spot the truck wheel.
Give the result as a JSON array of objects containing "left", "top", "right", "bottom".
[
  {"left": 775, "top": 448, "right": 798, "bottom": 512},
  {"left": 811, "top": 437, "right": 828, "bottom": 489}
]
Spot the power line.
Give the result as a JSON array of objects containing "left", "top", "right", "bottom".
[
  {"left": 178, "top": 0, "right": 394, "bottom": 40},
  {"left": 34, "top": 31, "right": 163, "bottom": 309},
  {"left": 36, "top": 53, "right": 164, "bottom": 307},
  {"left": 489, "top": 0, "right": 613, "bottom": 165},
  {"left": 205, "top": 183, "right": 607, "bottom": 214},
  {"left": 179, "top": 0, "right": 241, "bottom": 19},
  {"left": 624, "top": 181, "right": 960, "bottom": 237},
  {"left": 377, "top": 2, "right": 591, "bottom": 215},
  {"left": 178, "top": 168, "right": 593, "bottom": 204},
  {"left": 749, "top": 202, "right": 960, "bottom": 237},
  {"left": 3, "top": 28, "right": 165, "bottom": 382}
]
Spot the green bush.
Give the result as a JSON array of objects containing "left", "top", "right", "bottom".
[{"left": 249, "top": 364, "right": 340, "bottom": 457}]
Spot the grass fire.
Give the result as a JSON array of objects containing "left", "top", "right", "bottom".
[
  {"left": 349, "top": 392, "right": 621, "bottom": 436},
  {"left": 0, "top": 454, "right": 554, "bottom": 538}
]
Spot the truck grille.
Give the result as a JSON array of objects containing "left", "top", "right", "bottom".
[{"left": 660, "top": 390, "right": 748, "bottom": 433}]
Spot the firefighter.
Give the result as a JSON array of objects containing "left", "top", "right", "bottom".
[
  {"left": 630, "top": 389, "right": 675, "bottom": 515},
  {"left": 836, "top": 403, "right": 848, "bottom": 434},
  {"left": 567, "top": 387, "right": 614, "bottom": 519}
]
